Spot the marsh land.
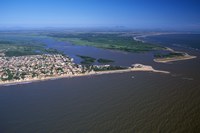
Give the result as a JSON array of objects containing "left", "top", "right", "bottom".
[
  {"left": 0, "top": 30, "right": 200, "bottom": 132},
  {"left": 0, "top": 31, "right": 196, "bottom": 85}
]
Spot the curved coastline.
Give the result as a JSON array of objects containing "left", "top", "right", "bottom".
[
  {"left": 133, "top": 32, "right": 178, "bottom": 43},
  {"left": 0, "top": 64, "right": 169, "bottom": 86},
  {"left": 154, "top": 54, "right": 197, "bottom": 63},
  {"left": 1, "top": 33, "right": 196, "bottom": 86},
  {"left": 134, "top": 33, "right": 197, "bottom": 63},
  {"left": 154, "top": 47, "right": 197, "bottom": 63}
]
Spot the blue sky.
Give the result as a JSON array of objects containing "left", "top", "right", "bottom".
[{"left": 0, "top": 0, "right": 200, "bottom": 30}]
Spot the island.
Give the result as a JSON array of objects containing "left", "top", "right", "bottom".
[
  {"left": 76, "top": 55, "right": 96, "bottom": 64},
  {"left": 48, "top": 32, "right": 196, "bottom": 63},
  {"left": 77, "top": 55, "right": 114, "bottom": 65}
]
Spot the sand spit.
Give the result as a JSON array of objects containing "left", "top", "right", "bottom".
[
  {"left": 154, "top": 47, "right": 197, "bottom": 63},
  {"left": 154, "top": 54, "right": 196, "bottom": 63}
]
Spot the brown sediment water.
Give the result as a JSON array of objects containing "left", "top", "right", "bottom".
[
  {"left": 0, "top": 67, "right": 200, "bottom": 132},
  {"left": 0, "top": 34, "right": 200, "bottom": 132}
]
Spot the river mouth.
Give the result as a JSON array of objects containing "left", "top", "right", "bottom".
[
  {"left": 40, "top": 37, "right": 156, "bottom": 66},
  {"left": 0, "top": 32, "right": 200, "bottom": 132}
]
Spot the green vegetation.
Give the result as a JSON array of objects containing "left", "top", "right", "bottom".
[
  {"left": 97, "top": 58, "right": 114, "bottom": 64},
  {"left": 56, "top": 68, "right": 64, "bottom": 73},
  {"left": 5, "top": 50, "right": 36, "bottom": 57},
  {"left": 20, "top": 72, "right": 27, "bottom": 79},
  {"left": 154, "top": 52, "right": 185, "bottom": 58},
  {"left": 0, "top": 40, "right": 62, "bottom": 57},
  {"left": 92, "top": 65, "right": 127, "bottom": 71},
  {"left": 32, "top": 72, "right": 38, "bottom": 78},
  {"left": 77, "top": 55, "right": 96, "bottom": 64},
  {"left": 48, "top": 33, "right": 163, "bottom": 52},
  {"left": 45, "top": 48, "right": 63, "bottom": 55},
  {"left": 1, "top": 69, "right": 14, "bottom": 81},
  {"left": 5, "top": 69, "right": 13, "bottom": 80},
  {"left": 77, "top": 55, "right": 115, "bottom": 65}
]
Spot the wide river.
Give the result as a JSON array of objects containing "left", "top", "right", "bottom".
[{"left": 0, "top": 34, "right": 200, "bottom": 132}]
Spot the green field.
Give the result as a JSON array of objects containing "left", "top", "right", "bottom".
[
  {"left": 0, "top": 40, "right": 62, "bottom": 57},
  {"left": 48, "top": 33, "right": 164, "bottom": 52},
  {"left": 0, "top": 32, "right": 165, "bottom": 57}
]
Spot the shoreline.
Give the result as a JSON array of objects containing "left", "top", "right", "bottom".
[
  {"left": 0, "top": 64, "right": 169, "bottom": 86},
  {"left": 154, "top": 54, "right": 197, "bottom": 63},
  {"left": 154, "top": 47, "right": 197, "bottom": 63},
  {"left": 134, "top": 33, "right": 197, "bottom": 63},
  {"left": 133, "top": 32, "right": 178, "bottom": 43}
]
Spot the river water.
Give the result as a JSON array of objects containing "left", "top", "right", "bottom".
[{"left": 0, "top": 34, "right": 200, "bottom": 132}]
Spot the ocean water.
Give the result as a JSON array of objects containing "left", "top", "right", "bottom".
[{"left": 0, "top": 34, "right": 200, "bottom": 132}]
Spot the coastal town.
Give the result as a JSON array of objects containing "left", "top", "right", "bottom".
[
  {"left": 0, "top": 53, "right": 132, "bottom": 84},
  {"left": 0, "top": 54, "right": 88, "bottom": 83},
  {"left": 0, "top": 53, "right": 170, "bottom": 85}
]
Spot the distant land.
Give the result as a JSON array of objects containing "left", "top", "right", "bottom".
[{"left": 0, "top": 30, "right": 196, "bottom": 85}]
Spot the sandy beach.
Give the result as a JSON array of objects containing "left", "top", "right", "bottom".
[
  {"left": 153, "top": 46, "right": 197, "bottom": 63},
  {"left": 154, "top": 55, "right": 196, "bottom": 63},
  {"left": 0, "top": 64, "right": 169, "bottom": 86},
  {"left": 154, "top": 53, "right": 197, "bottom": 63},
  {"left": 133, "top": 34, "right": 197, "bottom": 63}
]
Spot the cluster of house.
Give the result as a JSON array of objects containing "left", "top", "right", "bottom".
[{"left": 0, "top": 54, "right": 87, "bottom": 82}]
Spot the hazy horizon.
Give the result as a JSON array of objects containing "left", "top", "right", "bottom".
[{"left": 1, "top": 0, "right": 200, "bottom": 31}]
